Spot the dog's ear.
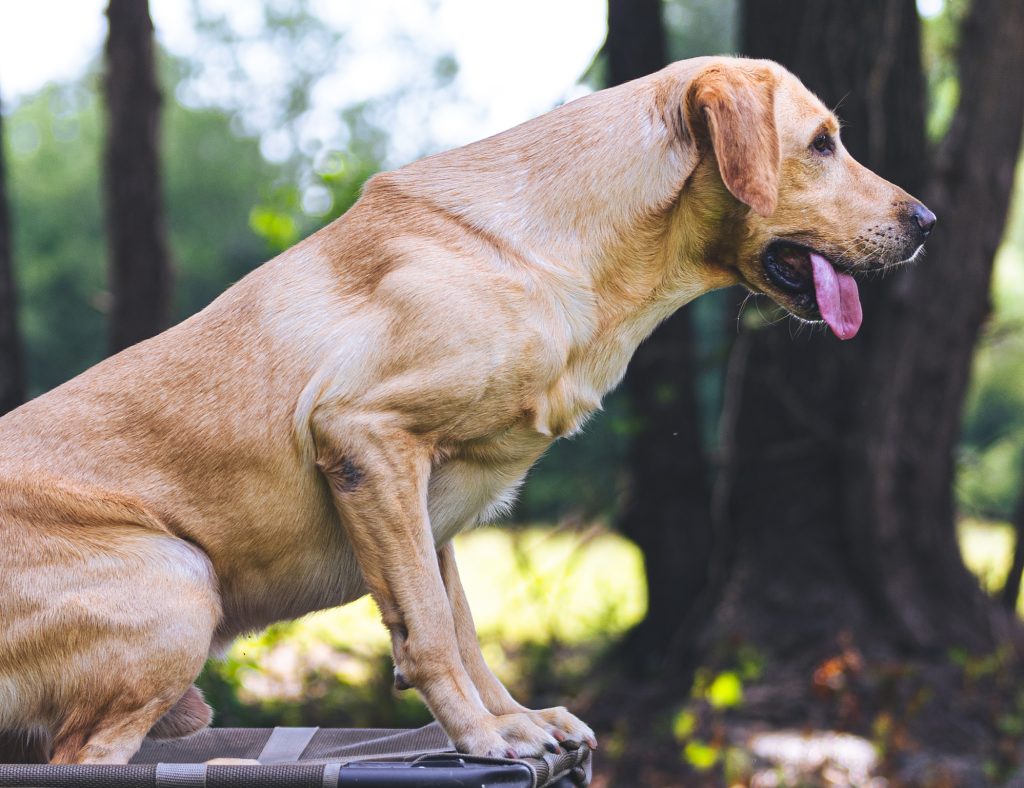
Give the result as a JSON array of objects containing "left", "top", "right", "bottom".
[{"left": 685, "top": 64, "right": 780, "bottom": 217}]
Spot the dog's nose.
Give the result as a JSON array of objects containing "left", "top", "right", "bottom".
[{"left": 912, "top": 203, "right": 936, "bottom": 238}]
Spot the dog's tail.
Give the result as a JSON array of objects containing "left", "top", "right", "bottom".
[{"left": 148, "top": 686, "right": 212, "bottom": 740}]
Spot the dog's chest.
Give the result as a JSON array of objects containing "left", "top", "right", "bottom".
[
  {"left": 427, "top": 427, "right": 552, "bottom": 544},
  {"left": 424, "top": 345, "right": 630, "bottom": 543}
]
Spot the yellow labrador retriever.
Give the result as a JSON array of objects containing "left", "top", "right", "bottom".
[{"left": 0, "top": 56, "right": 933, "bottom": 763}]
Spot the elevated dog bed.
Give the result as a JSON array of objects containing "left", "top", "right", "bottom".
[{"left": 0, "top": 722, "right": 592, "bottom": 787}]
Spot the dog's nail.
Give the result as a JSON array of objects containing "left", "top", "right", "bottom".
[
  {"left": 586, "top": 737, "right": 598, "bottom": 749},
  {"left": 505, "top": 748, "right": 517, "bottom": 759},
  {"left": 551, "top": 730, "right": 567, "bottom": 742}
]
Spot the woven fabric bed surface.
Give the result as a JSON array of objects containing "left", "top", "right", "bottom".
[
  {"left": 0, "top": 723, "right": 592, "bottom": 787},
  {"left": 134, "top": 724, "right": 453, "bottom": 764}
]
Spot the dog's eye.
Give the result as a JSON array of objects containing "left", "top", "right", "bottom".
[{"left": 811, "top": 133, "right": 835, "bottom": 155}]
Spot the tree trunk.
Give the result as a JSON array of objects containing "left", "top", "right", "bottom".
[
  {"left": 104, "top": 0, "right": 171, "bottom": 354},
  {"left": 0, "top": 92, "right": 24, "bottom": 413},
  {"left": 606, "top": 0, "right": 667, "bottom": 83},
  {"left": 606, "top": 0, "right": 716, "bottom": 677},
  {"left": 705, "top": 0, "right": 1024, "bottom": 719}
]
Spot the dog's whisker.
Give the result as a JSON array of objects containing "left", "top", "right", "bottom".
[{"left": 736, "top": 292, "right": 756, "bottom": 333}]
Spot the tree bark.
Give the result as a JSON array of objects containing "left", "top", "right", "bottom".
[
  {"left": 605, "top": 0, "right": 716, "bottom": 677},
  {"left": 606, "top": 0, "right": 667, "bottom": 84},
  {"left": 0, "top": 92, "right": 25, "bottom": 414},
  {"left": 104, "top": 0, "right": 171, "bottom": 354},
  {"left": 710, "top": 0, "right": 1024, "bottom": 680}
]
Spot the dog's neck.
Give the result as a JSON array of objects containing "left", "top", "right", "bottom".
[
  {"left": 523, "top": 175, "right": 741, "bottom": 437},
  {"left": 373, "top": 67, "right": 744, "bottom": 437}
]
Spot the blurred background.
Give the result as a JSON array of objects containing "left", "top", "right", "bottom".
[{"left": 1, "top": 0, "right": 1023, "bottom": 785}]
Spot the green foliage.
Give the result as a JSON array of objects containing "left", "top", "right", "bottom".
[
  {"left": 673, "top": 708, "right": 697, "bottom": 739},
  {"left": 248, "top": 186, "right": 303, "bottom": 253},
  {"left": 706, "top": 671, "right": 743, "bottom": 709},
  {"left": 682, "top": 738, "right": 719, "bottom": 770},
  {"left": 665, "top": 651, "right": 765, "bottom": 781},
  {"left": 162, "top": 98, "right": 281, "bottom": 319},
  {"left": 7, "top": 81, "right": 106, "bottom": 394},
  {"left": 316, "top": 105, "right": 389, "bottom": 222},
  {"left": 958, "top": 439, "right": 1024, "bottom": 521}
]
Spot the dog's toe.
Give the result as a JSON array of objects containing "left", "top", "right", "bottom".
[
  {"left": 528, "top": 706, "right": 597, "bottom": 750},
  {"left": 455, "top": 713, "right": 561, "bottom": 760}
]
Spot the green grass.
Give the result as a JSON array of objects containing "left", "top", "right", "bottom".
[{"left": 206, "top": 518, "right": 1019, "bottom": 720}]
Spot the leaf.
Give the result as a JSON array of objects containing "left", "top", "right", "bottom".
[
  {"left": 248, "top": 204, "right": 298, "bottom": 252},
  {"left": 683, "top": 740, "right": 720, "bottom": 771},
  {"left": 707, "top": 671, "right": 743, "bottom": 709},
  {"left": 672, "top": 709, "right": 697, "bottom": 740}
]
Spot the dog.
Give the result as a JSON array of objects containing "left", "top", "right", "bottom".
[{"left": 0, "top": 55, "right": 933, "bottom": 764}]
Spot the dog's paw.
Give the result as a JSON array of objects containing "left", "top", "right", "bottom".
[
  {"left": 455, "top": 712, "right": 562, "bottom": 759},
  {"left": 526, "top": 706, "right": 597, "bottom": 750}
]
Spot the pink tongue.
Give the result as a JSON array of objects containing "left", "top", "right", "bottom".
[{"left": 810, "top": 253, "right": 862, "bottom": 340}]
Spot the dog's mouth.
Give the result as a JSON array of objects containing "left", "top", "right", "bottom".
[{"left": 762, "top": 241, "right": 863, "bottom": 340}]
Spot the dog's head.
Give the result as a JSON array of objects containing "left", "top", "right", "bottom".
[{"left": 678, "top": 59, "right": 934, "bottom": 339}]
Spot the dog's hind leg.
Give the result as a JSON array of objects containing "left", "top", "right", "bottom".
[
  {"left": 51, "top": 697, "right": 181, "bottom": 764},
  {"left": 147, "top": 685, "right": 212, "bottom": 739},
  {"left": 1, "top": 523, "right": 220, "bottom": 765},
  {"left": 49, "top": 538, "right": 218, "bottom": 764},
  {"left": 47, "top": 622, "right": 217, "bottom": 763}
]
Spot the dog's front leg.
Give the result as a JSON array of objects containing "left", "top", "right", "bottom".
[
  {"left": 313, "top": 416, "right": 561, "bottom": 759},
  {"left": 437, "top": 541, "right": 597, "bottom": 750}
]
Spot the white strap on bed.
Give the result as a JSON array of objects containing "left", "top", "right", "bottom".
[
  {"left": 154, "top": 762, "right": 207, "bottom": 787},
  {"left": 257, "top": 726, "right": 319, "bottom": 764},
  {"left": 322, "top": 762, "right": 343, "bottom": 787}
]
